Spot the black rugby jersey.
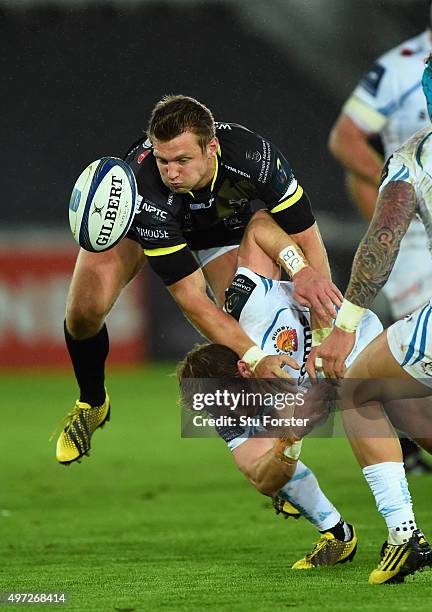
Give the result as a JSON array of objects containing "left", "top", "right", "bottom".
[{"left": 124, "top": 122, "right": 314, "bottom": 284}]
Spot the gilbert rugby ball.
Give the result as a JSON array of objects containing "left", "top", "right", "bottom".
[{"left": 69, "top": 157, "right": 137, "bottom": 252}]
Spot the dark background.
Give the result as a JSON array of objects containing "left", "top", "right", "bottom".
[{"left": 0, "top": 0, "right": 429, "bottom": 358}]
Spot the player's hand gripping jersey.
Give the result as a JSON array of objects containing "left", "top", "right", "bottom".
[
  {"left": 124, "top": 123, "right": 314, "bottom": 285},
  {"left": 225, "top": 267, "right": 383, "bottom": 386},
  {"left": 216, "top": 267, "right": 383, "bottom": 451}
]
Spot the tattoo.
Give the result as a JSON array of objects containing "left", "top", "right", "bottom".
[{"left": 345, "top": 181, "right": 416, "bottom": 308}]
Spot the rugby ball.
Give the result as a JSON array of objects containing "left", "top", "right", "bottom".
[{"left": 69, "top": 157, "right": 137, "bottom": 252}]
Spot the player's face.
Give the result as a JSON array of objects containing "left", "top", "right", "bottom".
[{"left": 152, "top": 131, "right": 218, "bottom": 193}]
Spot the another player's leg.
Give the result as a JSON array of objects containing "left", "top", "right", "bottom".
[
  {"left": 198, "top": 246, "right": 239, "bottom": 306},
  {"left": 341, "top": 330, "right": 432, "bottom": 584},
  {"left": 233, "top": 438, "right": 357, "bottom": 569},
  {"left": 57, "top": 238, "right": 145, "bottom": 465}
]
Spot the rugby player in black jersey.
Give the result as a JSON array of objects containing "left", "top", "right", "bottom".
[{"left": 57, "top": 95, "right": 342, "bottom": 465}]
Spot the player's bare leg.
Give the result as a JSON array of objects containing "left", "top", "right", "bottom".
[
  {"left": 236, "top": 210, "right": 282, "bottom": 280},
  {"left": 57, "top": 238, "right": 146, "bottom": 465},
  {"left": 67, "top": 238, "right": 145, "bottom": 339},
  {"left": 344, "top": 170, "right": 432, "bottom": 471},
  {"left": 200, "top": 209, "right": 299, "bottom": 306},
  {"left": 340, "top": 332, "right": 432, "bottom": 583},
  {"left": 201, "top": 247, "right": 238, "bottom": 306},
  {"left": 233, "top": 436, "right": 357, "bottom": 568}
]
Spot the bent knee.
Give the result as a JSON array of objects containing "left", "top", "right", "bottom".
[
  {"left": 66, "top": 298, "right": 109, "bottom": 339},
  {"left": 245, "top": 210, "right": 270, "bottom": 237}
]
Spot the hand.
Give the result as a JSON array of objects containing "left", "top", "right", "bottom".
[
  {"left": 292, "top": 267, "right": 343, "bottom": 322},
  {"left": 305, "top": 346, "right": 322, "bottom": 377},
  {"left": 255, "top": 354, "right": 300, "bottom": 379},
  {"left": 307, "top": 327, "right": 355, "bottom": 380}
]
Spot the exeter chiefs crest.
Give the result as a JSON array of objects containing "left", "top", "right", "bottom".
[{"left": 272, "top": 326, "right": 298, "bottom": 355}]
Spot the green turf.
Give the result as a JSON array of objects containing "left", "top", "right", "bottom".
[{"left": 1, "top": 365, "right": 432, "bottom": 611}]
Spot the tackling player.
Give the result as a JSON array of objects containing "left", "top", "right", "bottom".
[
  {"left": 329, "top": 5, "right": 432, "bottom": 471},
  {"left": 311, "top": 55, "right": 432, "bottom": 584},
  {"left": 57, "top": 96, "right": 342, "bottom": 465},
  {"left": 178, "top": 210, "right": 383, "bottom": 570}
]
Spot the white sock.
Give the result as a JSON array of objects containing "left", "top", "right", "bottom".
[
  {"left": 279, "top": 460, "right": 341, "bottom": 532},
  {"left": 362, "top": 462, "right": 416, "bottom": 545}
]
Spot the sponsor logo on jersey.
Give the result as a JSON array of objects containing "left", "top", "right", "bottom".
[
  {"left": 167, "top": 193, "right": 174, "bottom": 206},
  {"left": 222, "top": 163, "right": 251, "bottom": 179},
  {"left": 225, "top": 275, "right": 256, "bottom": 321},
  {"left": 136, "top": 227, "right": 170, "bottom": 239},
  {"left": 298, "top": 314, "right": 312, "bottom": 385},
  {"left": 141, "top": 201, "right": 168, "bottom": 220},
  {"left": 216, "top": 123, "right": 232, "bottom": 130},
  {"left": 361, "top": 62, "right": 385, "bottom": 97},
  {"left": 258, "top": 139, "right": 271, "bottom": 184},
  {"left": 95, "top": 175, "right": 124, "bottom": 246},
  {"left": 225, "top": 292, "right": 240, "bottom": 314},
  {"left": 231, "top": 277, "right": 254, "bottom": 293},
  {"left": 245, "top": 150, "right": 262, "bottom": 163},
  {"left": 190, "top": 195, "right": 214, "bottom": 210},
  {"left": 272, "top": 327, "right": 298, "bottom": 355}
]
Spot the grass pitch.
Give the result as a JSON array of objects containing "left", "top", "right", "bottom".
[{"left": 1, "top": 364, "right": 432, "bottom": 611}]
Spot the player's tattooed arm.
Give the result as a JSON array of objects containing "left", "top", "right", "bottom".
[{"left": 345, "top": 181, "right": 416, "bottom": 308}]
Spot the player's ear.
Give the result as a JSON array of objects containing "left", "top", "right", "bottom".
[
  {"left": 237, "top": 360, "right": 254, "bottom": 378},
  {"left": 206, "top": 137, "right": 219, "bottom": 157}
]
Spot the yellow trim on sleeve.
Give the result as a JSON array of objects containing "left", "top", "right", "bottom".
[
  {"left": 270, "top": 185, "right": 304, "bottom": 214},
  {"left": 343, "top": 96, "right": 387, "bottom": 133},
  {"left": 144, "top": 243, "right": 187, "bottom": 256}
]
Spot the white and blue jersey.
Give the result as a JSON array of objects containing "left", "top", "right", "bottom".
[
  {"left": 344, "top": 31, "right": 431, "bottom": 159},
  {"left": 221, "top": 267, "right": 383, "bottom": 450},
  {"left": 343, "top": 30, "right": 432, "bottom": 318},
  {"left": 388, "top": 300, "right": 432, "bottom": 382},
  {"left": 380, "top": 126, "right": 432, "bottom": 383}
]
